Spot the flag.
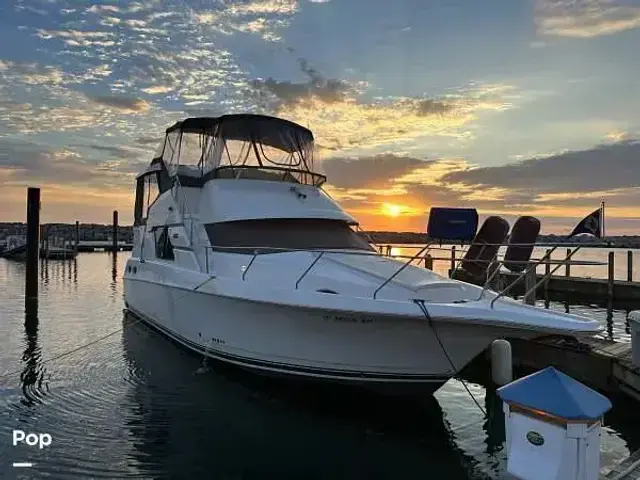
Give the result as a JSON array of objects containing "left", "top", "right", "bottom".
[{"left": 568, "top": 207, "right": 602, "bottom": 238}]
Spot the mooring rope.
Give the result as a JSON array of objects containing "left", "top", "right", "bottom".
[
  {"left": 0, "top": 310, "right": 145, "bottom": 380},
  {"left": 413, "top": 299, "right": 488, "bottom": 418}
]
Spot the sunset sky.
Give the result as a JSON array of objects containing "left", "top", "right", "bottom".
[{"left": 1, "top": 0, "right": 640, "bottom": 233}]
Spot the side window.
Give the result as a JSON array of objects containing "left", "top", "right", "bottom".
[
  {"left": 134, "top": 173, "right": 160, "bottom": 226},
  {"left": 154, "top": 227, "right": 174, "bottom": 261}
]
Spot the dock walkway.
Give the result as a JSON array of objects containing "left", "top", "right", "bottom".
[
  {"left": 509, "top": 335, "right": 640, "bottom": 401},
  {"left": 604, "top": 449, "right": 640, "bottom": 479},
  {"left": 500, "top": 271, "right": 640, "bottom": 302}
]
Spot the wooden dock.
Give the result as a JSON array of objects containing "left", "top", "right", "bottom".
[
  {"left": 75, "top": 240, "right": 133, "bottom": 252},
  {"left": 603, "top": 448, "right": 640, "bottom": 479},
  {"left": 508, "top": 335, "right": 640, "bottom": 401},
  {"left": 42, "top": 247, "right": 76, "bottom": 260},
  {"left": 500, "top": 271, "right": 640, "bottom": 302}
]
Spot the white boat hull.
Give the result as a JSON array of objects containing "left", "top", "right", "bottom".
[{"left": 124, "top": 275, "right": 528, "bottom": 393}]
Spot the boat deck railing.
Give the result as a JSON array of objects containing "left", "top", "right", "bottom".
[{"left": 198, "top": 240, "right": 607, "bottom": 307}]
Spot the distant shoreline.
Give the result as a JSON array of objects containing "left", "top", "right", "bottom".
[{"left": 1, "top": 223, "right": 639, "bottom": 249}]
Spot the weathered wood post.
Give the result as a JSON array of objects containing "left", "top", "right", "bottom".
[
  {"left": 628, "top": 250, "right": 633, "bottom": 283},
  {"left": 544, "top": 248, "right": 551, "bottom": 292},
  {"left": 112, "top": 210, "right": 118, "bottom": 253},
  {"left": 608, "top": 251, "right": 615, "bottom": 299},
  {"left": 450, "top": 246, "right": 456, "bottom": 272},
  {"left": 523, "top": 263, "right": 536, "bottom": 305},
  {"left": 565, "top": 248, "right": 571, "bottom": 277},
  {"left": 424, "top": 254, "right": 433, "bottom": 270},
  {"left": 25, "top": 187, "right": 40, "bottom": 301},
  {"left": 75, "top": 220, "right": 80, "bottom": 252}
]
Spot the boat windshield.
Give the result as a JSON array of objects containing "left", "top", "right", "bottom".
[
  {"left": 153, "top": 115, "right": 325, "bottom": 187},
  {"left": 205, "top": 219, "right": 375, "bottom": 254}
]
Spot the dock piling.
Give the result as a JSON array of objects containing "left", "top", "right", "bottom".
[
  {"left": 450, "top": 246, "right": 456, "bottom": 274},
  {"left": 523, "top": 265, "right": 536, "bottom": 305},
  {"left": 630, "top": 311, "right": 640, "bottom": 370},
  {"left": 628, "top": 250, "right": 633, "bottom": 283},
  {"left": 25, "top": 187, "right": 40, "bottom": 300},
  {"left": 565, "top": 248, "right": 571, "bottom": 277},
  {"left": 544, "top": 248, "right": 551, "bottom": 291},
  {"left": 112, "top": 210, "right": 118, "bottom": 253},
  {"left": 608, "top": 251, "right": 615, "bottom": 298},
  {"left": 75, "top": 220, "right": 79, "bottom": 252}
]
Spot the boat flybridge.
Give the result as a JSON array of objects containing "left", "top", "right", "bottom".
[{"left": 123, "top": 113, "right": 601, "bottom": 394}]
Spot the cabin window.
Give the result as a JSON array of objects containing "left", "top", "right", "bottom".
[
  {"left": 154, "top": 227, "right": 174, "bottom": 260},
  {"left": 134, "top": 172, "right": 160, "bottom": 226},
  {"left": 204, "top": 219, "right": 374, "bottom": 254}
]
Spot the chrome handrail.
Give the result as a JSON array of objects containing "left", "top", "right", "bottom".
[
  {"left": 372, "top": 244, "right": 432, "bottom": 299},
  {"left": 489, "top": 245, "right": 582, "bottom": 308},
  {"left": 193, "top": 242, "right": 606, "bottom": 304},
  {"left": 295, "top": 251, "right": 325, "bottom": 289},
  {"left": 477, "top": 253, "right": 503, "bottom": 300},
  {"left": 242, "top": 249, "right": 260, "bottom": 281},
  {"left": 509, "top": 246, "right": 583, "bottom": 307},
  {"left": 172, "top": 176, "right": 202, "bottom": 272},
  {"left": 488, "top": 246, "right": 558, "bottom": 308}
]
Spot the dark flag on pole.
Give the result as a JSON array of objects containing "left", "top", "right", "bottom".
[{"left": 568, "top": 205, "right": 603, "bottom": 238}]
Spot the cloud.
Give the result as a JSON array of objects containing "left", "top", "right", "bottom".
[
  {"left": 193, "top": 0, "right": 299, "bottom": 41},
  {"left": 74, "top": 144, "right": 138, "bottom": 159},
  {"left": 322, "top": 154, "right": 429, "bottom": 189},
  {"left": 442, "top": 140, "right": 640, "bottom": 193},
  {"left": 250, "top": 58, "right": 356, "bottom": 105},
  {"left": 320, "top": 141, "right": 640, "bottom": 231},
  {"left": 248, "top": 60, "right": 515, "bottom": 153},
  {"left": 0, "top": 138, "right": 148, "bottom": 191},
  {"left": 87, "top": 94, "right": 151, "bottom": 113},
  {"left": 135, "top": 136, "right": 162, "bottom": 146},
  {"left": 535, "top": 0, "right": 640, "bottom": 38},
  {"left": 0, "top": 140, "right": 108, "bottom": 185},
  {"left": 0, "top": 60, "right": 65, "bottom": 85},
  {"left": 36, "top": 28, "right": 116, "bottom": 47},
  {"left": 87, "top": 5, "right": 120, "bottom": 14},
  {"left": 415, "top": 99, "right": 456, "bottom": 116}
]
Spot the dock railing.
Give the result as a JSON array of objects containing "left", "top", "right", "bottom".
[{"left": 374, "top": 242, "right": 616, "bottom": 304}]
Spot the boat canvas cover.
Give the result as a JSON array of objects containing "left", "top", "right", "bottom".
[
  {"left": 157, "top": 114, "right": 316, "bottom": 177},
  {"left": 427, "top": 207, "right": 478, "bottom": 242},
  {"left": 166, "top": 115, "right": 314, "bottom": 154}
]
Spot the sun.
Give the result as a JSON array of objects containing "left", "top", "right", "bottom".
[{"left": 381, "top": 203, "right": 405, "bottom": 217}]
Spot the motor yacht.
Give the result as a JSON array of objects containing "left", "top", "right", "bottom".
[{"left": 123, "top": 114, "right": 601, "bottom": 393}]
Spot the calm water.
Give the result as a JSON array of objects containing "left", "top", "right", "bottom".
[{"left": 1, "top": 252, "right": 640, "bottom": 479}]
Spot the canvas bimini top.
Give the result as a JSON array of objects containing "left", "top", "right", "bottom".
[{"left": 148, "top": 114, "right": 325, "bottom": 187}]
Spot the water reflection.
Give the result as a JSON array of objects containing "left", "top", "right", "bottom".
[
  {"left": 605, "top": 298, "right": 614, "bottom": 340},
  {"left": 110, "top": 252, "right": 117, "bottom": 297},
  {"left": 482, "top": 388, "right": 505, "bottom": 456},
  {"left": 121, "top": 314, "right": 477, "bottom": 479},
  {"left": 20, "top": 297, "right": 47, "bottom": 406}
]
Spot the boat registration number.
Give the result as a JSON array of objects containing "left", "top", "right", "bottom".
[{"left": 322, "top": 314, "right": 374, "bottom": 324}]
